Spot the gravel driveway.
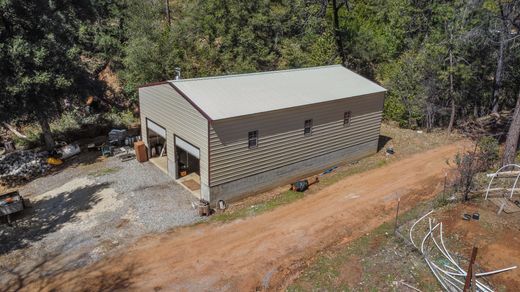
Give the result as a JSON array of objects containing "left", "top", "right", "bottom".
[{"left": 0, "top": 151, "right": 200, "bottom": 278}]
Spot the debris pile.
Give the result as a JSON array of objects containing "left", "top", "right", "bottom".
[
  {"left": 460, "top": 110, "right": 512, "bottom": 139},
  {"left": 0, "top": 151, "right": 50, "bottom": 185}
]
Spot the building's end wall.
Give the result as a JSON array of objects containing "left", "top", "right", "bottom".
[{"left": 139, "top": 83, "right": 210, "bottom": 200}]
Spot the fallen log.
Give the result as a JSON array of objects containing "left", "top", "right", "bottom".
[{"left": 2, "top": 122, "right": 27, "bottom": 139}]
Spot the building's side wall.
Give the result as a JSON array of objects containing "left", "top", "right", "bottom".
[
  {"left": 208, "top": 92, "right": 385, "bottom": 202},
  {"left": 139, "top": 84, "right": 210, "bottom": 200}
]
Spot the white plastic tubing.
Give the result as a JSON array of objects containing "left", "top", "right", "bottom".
[{"left": 485, "top": 164, "right": 520, "bottom": 200}]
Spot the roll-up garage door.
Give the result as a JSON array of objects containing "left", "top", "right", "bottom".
[
  {"left": 175, "top": 136, "right": 200, "bottom": 159},
  {"left": 147, "top": 119, "right": 166, "bottom": 138}
]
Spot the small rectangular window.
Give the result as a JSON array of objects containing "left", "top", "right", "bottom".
[
  {"left": 248, "top": 130, "right": 258, "bottom": 149},
  {"left": 304, "top": 119, "right": 313, "bottom": 136},
  {"left": 343, "top": 111, "right": 352, "bottom": 127}
]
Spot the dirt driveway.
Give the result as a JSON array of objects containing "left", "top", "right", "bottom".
[{"left": 31, "top": 142, "right": 468, "bottom": 291}]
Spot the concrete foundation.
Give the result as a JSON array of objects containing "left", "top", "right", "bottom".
[{"left": 208, "top": 139, "right": 378, "bottom": 203}]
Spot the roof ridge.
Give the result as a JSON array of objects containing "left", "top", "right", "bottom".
[{"left": 169, "top": 64, "right": 344, "bottom": 83}]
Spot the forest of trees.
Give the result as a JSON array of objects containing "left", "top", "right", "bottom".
[{"left": 1, "top": 0, "right": 519, "bottom": 161}]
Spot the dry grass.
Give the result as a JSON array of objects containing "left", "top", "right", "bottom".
[{"left": 288, "top": 198, "right": 440, "bottom": 291}]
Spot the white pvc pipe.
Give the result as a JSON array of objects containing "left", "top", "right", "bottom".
[
  {"left": 410, "top": 210, "right": 434, "bottom": 248},
  {"left": 430, "top": 224, "right": 494, "bottom": 292},
  {"left": 485, "top": 164, "right": 520, "bottom": 200},
  {"left": 421, "top": 223, "right": 440, "bottom": 254},
  {"left": 476, "top": 266, "right": 517, "bottom": 277},
  {"left": 431, "top": 261, "right": 463, "bottom": 291},
  {"left": 426, "top": 258, "right": 449, "bottom": 291},
  {"left": 431, "top": 224, "right": 454, "bottom": 263},
  {"left": 510, "top": 174, "right": 520, "bottom": 199},
  {"left": 432, "top": 262, "right": 493, "bottom": 292},
  {"left": 445, "top": 264, "right": 460, "bottom": 272},
  {"left": 440, "top": 223, "right": 465, "bottom": 273}
]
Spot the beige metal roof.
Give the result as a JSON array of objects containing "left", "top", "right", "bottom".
[{"left": 169, "top": 65, "right": 386, "bottom": 121}]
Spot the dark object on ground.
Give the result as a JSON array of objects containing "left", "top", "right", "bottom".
[
  {"left": 291, "top": 176, "right": 319, "bottom": 192},
  {"left": 462, "top": 213, "right": 471, "bottom": 221},
  {"left": 218, "top": 200, "right": 226, "bottom": 210},
  {"left": 198, "top": 200, "right": 210, "bottom": 216},
  {"left": 0, "top": 191, "right": 25, "bottom": 225},
  {"left": 386, "top": 147, "right": 395, "bottom": 155},
  {"left": 109, "top": 129, "right": 128, "bottom": 146},
  {"left": 472, "top": 212, "right": 480, "bottom": 220},
  {"left": 515, "top": 200, "right": 520, "bottom": 207},
  {"left": 87, "top": 142, "right": 104, "bottom": 152},
  {"left": 292, "top": 180, "right": 309, "bottom": 192},
  {"left": 101, "top": 145, "right": 113, "bottom": 157},
  {"left": 322, "top": 166, "right": 337, "bottom": 175},
  {"left": 124, "top": 136, "right": 139, "bottom": 147},
  {"left": 119, "top": 153, "right": 136, "bottom": 162}
]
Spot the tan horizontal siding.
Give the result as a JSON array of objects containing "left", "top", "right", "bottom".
[
  {"left": 210, "top": 133, "right": 380, "bottom": 184},
  {"left": 209, "top": 115, "right": 381, "bottom": 166},
  {"left": 139, "top": 84, "right": 209, "bottom": 185},
  {"left": 209, "top": 92, "right": 385, "bottom": 186},
  {"left": 209, "top": 112, "right": 381, "bottom": 155}
]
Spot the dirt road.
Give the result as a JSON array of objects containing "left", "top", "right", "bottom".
[{"left": 38, "top": 142, "right": 467, "bottom": 291}]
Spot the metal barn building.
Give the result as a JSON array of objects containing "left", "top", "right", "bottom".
[{"left": 139, "top": 65, "right": 386, "bottom": 203}]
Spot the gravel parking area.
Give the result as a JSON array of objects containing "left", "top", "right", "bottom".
[{"left": 0, "top": 151, "right": 200, "bottom": 277}]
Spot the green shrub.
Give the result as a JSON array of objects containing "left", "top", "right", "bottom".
[
  {"left": 477, "top": 136, "right": 499, "bottom": 169},
  {"left": 50, "top": 111, "right": 82, "bottom": 133},
  {"left": 103, "top": 110, "right": 136, "bottom": 128}
]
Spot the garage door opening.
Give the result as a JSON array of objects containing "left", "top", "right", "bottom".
[
  {"left": 147, "top": 119, "right": 167, "bottom": 173},
  {"left": 175, "top": 136, "right": 201, "bottom": 194}
]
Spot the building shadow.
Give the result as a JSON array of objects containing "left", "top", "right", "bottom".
[
  {"left": 377, "top": 135, "right": 392, "bottom": 152},
  {"left": 0, "top": 182, "right": 110, "bottom": 255}
]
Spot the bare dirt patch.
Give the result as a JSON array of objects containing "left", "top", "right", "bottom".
[{"left": 436, "top": 201, "right": 520, "bottom": 290}]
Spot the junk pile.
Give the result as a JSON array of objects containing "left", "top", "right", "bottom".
[
  {"left": 0, "top": 151, "right": 51, "bottom": 185},
  {"left": 105, "top": 129, "right": 140, "bottom": 159},
  {"left": 409, "top": 210, "right": 517, "bottom": 291}
]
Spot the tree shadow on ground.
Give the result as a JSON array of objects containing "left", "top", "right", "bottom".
[
  {"left": 0, "top": 182, "right": 110, "bottom": 254},
  {"left": 377, "top": 135, "right": 392, "bottom": 152},
  {"left": 0, "top": 248, "right": 136, "bottom": 292}
]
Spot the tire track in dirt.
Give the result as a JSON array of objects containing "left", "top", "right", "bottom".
[{"left": 38, "top": 141, "right": 469, "bottom": 291}]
